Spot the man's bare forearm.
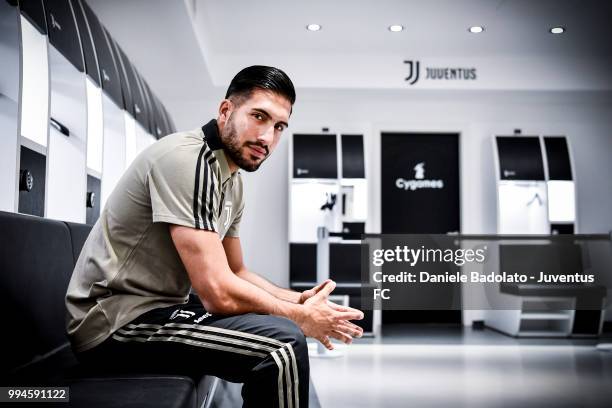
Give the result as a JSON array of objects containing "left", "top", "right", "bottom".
[
  {"left": 235, "top": 268, "right": 301, "bottom": 303},
  {"left": 198, "top": 269, "right": 303, "bottom": 322}
]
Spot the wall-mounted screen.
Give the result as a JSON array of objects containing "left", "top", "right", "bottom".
[{"left": 496, "top": 136, "right": 544, "bottom": 181}]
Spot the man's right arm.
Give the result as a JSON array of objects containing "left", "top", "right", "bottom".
[{"left": 169, "top": 225, "right": 363, "bottom": 349}]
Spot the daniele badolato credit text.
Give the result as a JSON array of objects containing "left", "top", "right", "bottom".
[{"left": 367, "top": 245, "right": 595, "bottom": 302}]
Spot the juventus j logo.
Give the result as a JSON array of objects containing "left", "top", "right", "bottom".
[
  {"left": 223, "top": 202, "right": 232, "bottom": 228},
  {"left": 414, "top": 162, "right": 425, "bottom": 179},
  {"left": 50, "top": 14, "right": 62, "bottom": 31},
  {"left": 404, "top": 60, "right": 420, "bottom": 85}
]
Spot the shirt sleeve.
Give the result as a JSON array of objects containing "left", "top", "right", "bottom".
[{"left": 147, "top": 146, "right": 220, "bottom": 232}]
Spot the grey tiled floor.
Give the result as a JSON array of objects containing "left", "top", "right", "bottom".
[{"left": 309, "top": 325, "right": 612, "bottom": 408}]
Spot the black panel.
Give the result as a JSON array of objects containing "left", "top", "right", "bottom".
[
  {"left": 18, "top": 146, "right": 46, "bottom": 217},
  {"left": 293, "top": 134, "right": 337, "bottom": 178},
  {"left": 157, "top": 100, "right": 171, "bottom": 137},
  {"left": 333, "top": 286, "right": 374, "bottom": 333},
  {"left": 162, "top": 105, "right": 175, "bottom": 134},
  {"left": 341, "top": 135, "right": 365, "bottom": 178},
  {"left": 349, "top": 296, "right": 373, "bottom": 333},
  {"left": 572, "top": 310, "right": 601, "bottom": 335},
  {"left": 342, "top": 222, "right": 365, "bottom": 234},
  {"left": 109, "top": 39, "right": 133, "bottom": 115},
  {"left": 381, "top": 132, "right": 460, "bottom": 234},
  {"left": 81, "top": 1, "right": 123, "bottom": 107},
  {"left": 65, "top": 221, "right": 92, "bottom": 264},
  {"left": 86, "top": 175, "right": 100, "bottom": 225},
  {"left": 551, "top": 223, "right": 574, "bottom": 235},
  {"left": 289, "top": 243, "right": 316, "bottom": 282},
  {"left": 43, "top": 0, "right": 84, "bottom": 71},
  {"left": 159, "top": 104, "right": 172, "bottom": 135},
  {"left": 496, "top": 136, "right": 545, "bottom": 180},
  {"left": 143, "top": 81, "right": 167, "bottom": 138},
  {"left": 136, "top": 71, "right": 155, "bottom": 135},
  {"left": 123, "top": 58, "right": 149, "bottom": 129},
  {"left": 72, "top": 0, "right": 99, "bottom": 85},
  {"left": 20, "top": 0, "right": 47, "bottom": 34},
  {"left": 150, "top": 93, "right": 166, "bottom": 139},
  {"left": 544, "top": 136, "right": 572, "bottom": 180},
  {"left": 330, "top": 243, "right": 362, "bottom": 283},
  {"left": 164, "top": 105, "right": 176, "bottom": 133}
]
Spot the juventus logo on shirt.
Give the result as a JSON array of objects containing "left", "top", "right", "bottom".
[{"left": 223, "top": 202, "right": 233, "bottom": 228}]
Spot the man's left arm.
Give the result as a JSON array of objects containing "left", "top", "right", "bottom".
[{"left": 222, "top": 236, "right": 321, "bottom": 304}]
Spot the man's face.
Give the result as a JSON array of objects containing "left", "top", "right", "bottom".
[{"left": 219, "top": 89, "right": 292, "bottom": 172}]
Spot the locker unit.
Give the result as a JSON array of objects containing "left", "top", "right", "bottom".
[
  {"left": 0, "top": 0, "right": 21, "bottom": 212},
  {"left": 290, "top": 134, "right": 340, "bottom": 243},
  {"left": 44, "top": 0, "right": 88, "bottom": 223},
  {"left": 494, "top": 135, "right": 577, "bottom": 235},
  {"left": 17, "top": 0, "right": 51, "bottom": 217},
  {"left": 74, "top": 0, "right": 103, "bottom": 178},
  {"left": 91, "top": 17, "right": 127, "bottom": 210},
  {"left": 108, "top": 37, "right": 138, "bottom": 167},
  {"left": 494, "top": 136, "right": 548, "bottom": 234},
  {"left": 487, "top": 135, "right": 593, "bottom": 337},
  {"left": 289, "top": 132, "right": 373, "bottom": 334}
]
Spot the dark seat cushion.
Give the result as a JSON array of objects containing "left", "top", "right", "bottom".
[
  {"left": 0, "top": 211, "right": 74, "bottom": 372},
  {"left": 67, "top": 376, "right": 197, "bottom": 408},
  {"left": 64, "top": 221, "right": 93, "bottom": 265}
]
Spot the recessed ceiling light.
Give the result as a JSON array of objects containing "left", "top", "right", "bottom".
[
  {"left": 550, "top": 26, "right": 565, "bottom": 34},
  {"left": 468, "top": 26, "right": 484, "bottom": 33},
  {"left": 306, "top": 23, "right": 321, "bottom": 32},
  {"left": 388, "top": 24, "right": 404, "bottom": 32}
]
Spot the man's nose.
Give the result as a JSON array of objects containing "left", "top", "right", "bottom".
[{"left": 257, "top": 125, "right": 275, "bottom": 146}]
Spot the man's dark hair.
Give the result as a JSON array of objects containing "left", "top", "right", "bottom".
[{"left": 225, "top": 65, "right": 296, "bottom": 106}]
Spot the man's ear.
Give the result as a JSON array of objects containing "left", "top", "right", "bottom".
[{"left": 217, "top": 99, "right": 233, "bottom": 128}]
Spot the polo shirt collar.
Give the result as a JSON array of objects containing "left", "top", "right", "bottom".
[{"left": 202, "top": 119, "right": 232, "bottom": 184}]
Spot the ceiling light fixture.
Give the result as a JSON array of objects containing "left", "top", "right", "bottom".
[
  {"left": 468, "top": 26, "right": 484, "bottom": 33},
  {"left": 306, "top": 23, "right": 321, "bottom": 32},
  {"left": 388, "top": 24, "right": 404, "bottom": 32},
  {"left": 550, "top": 26, "right": 565, "bottom": 34}
]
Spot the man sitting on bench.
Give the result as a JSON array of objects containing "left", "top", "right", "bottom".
[{"left": 65, "top": 65, "right": 363, "bottom": 407}]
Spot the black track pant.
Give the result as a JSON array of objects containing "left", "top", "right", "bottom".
[{"left": 78, "top": 295, "right": 310, "bottom": 408}]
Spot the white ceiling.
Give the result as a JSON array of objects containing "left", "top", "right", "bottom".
[{"left": 193, "top": 0, "right": 611, "bottom": 57}]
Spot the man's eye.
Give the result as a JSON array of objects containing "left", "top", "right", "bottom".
[
  {"left": 253, "top": 113, "right": 263, "bottom": 120},
  {"left": 275, "top": 124, "right": 285, "bottom": 132}
]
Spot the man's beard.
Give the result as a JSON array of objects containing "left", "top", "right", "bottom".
[{"left": 221, "top": 116, "right": 269, "bottom": 172}]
